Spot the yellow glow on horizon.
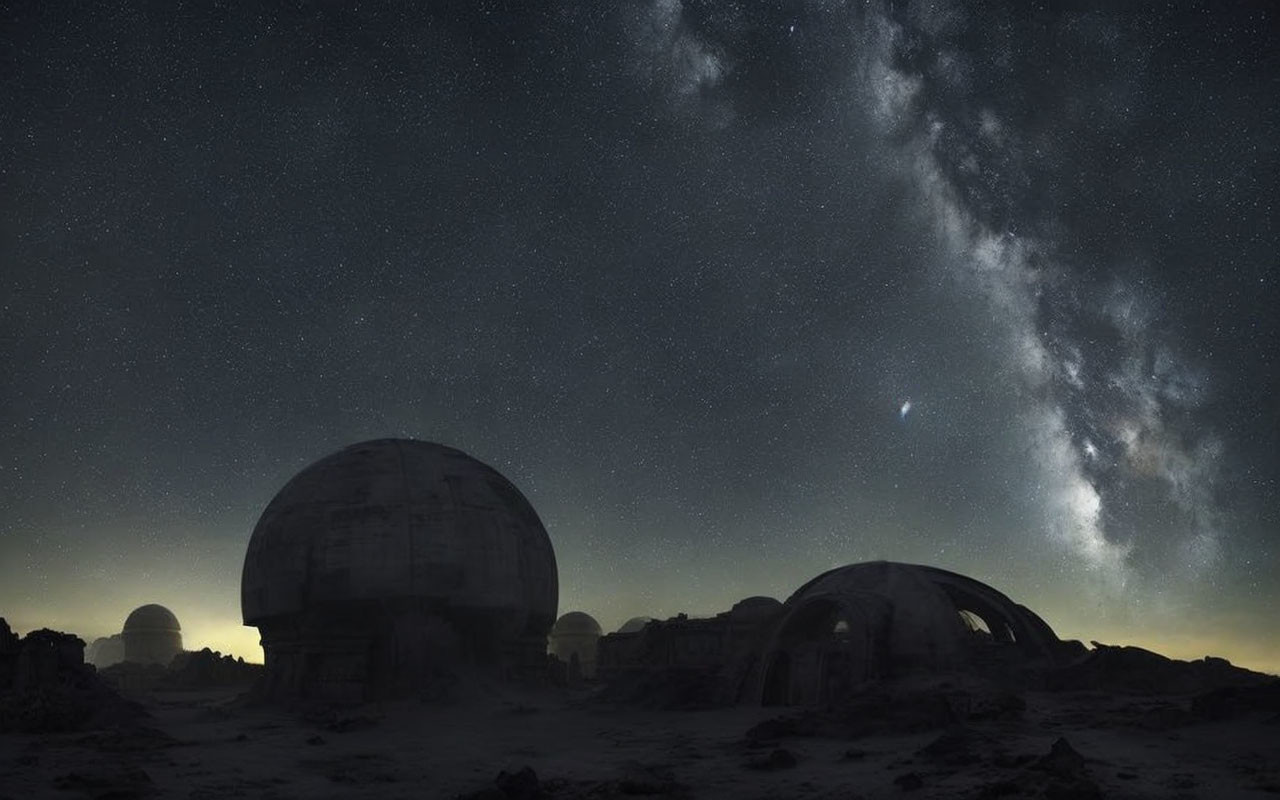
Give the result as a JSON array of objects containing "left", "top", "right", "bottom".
[
  {"left": 181, "top": 620, "right": 265, "bottom": 664},
  {"left": 1056, "top": 624, "right": 1280, "bottom": 678}
]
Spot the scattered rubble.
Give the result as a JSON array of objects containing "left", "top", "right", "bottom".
[
  {"left": 53, "top": 764, "right": 155, "bottom": 798},
  {"left": 744, "top": 679, "right": 1020, "bottom": 744},
  {"left": 456, "top": 762, "right": 690, "bottom": 799},
  {"left": 971, "top": 736, "right": 1102, "bottom": 800},
  {"left": 1190, "top": 679, "right": 1280, "bottom": 720},
  {"left": 745, "top": 747, "right": 798, "bottom": 771}
]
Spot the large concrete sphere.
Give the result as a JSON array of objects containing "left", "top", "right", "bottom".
[
  {"left": 121, "top": 604, "right": 182, "bottom": 666},
  {"left": 241, "top": 439, "right": 559, "bottom": 700}
]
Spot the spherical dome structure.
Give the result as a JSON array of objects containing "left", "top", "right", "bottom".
[
  {"left": 550, "top": 611, "right": 602, "bottom": 638},
  {"left": 121, "top": 604, "right": 182, "bottom": 666},
  {"left": 729, "top": 596, "right": 782, "bottom": 623},
  {"left": 548, "top": 611, "right": 602, "bottom": 679},
  {"left": 241, "top": 439, "right": 559, "bottom": 701},
  {"left": 124, "top": 604, "right": 180, "bottom": 633},
  {"left": 616, "top": 616, "right": 654, "bottom": 634}
]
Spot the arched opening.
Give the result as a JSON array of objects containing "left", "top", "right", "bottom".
[
  {"left": 959, "top": 609, "right": 991, "bottom": 637},
  {"left": 758, "top": 594, "right": 884, "bottom": 706},
  {"left": 957, "top": 608, "right": 1016, "bottom": 644},
  {"left": 929, "top": 575, "right": 1040, "bottom": 651}
]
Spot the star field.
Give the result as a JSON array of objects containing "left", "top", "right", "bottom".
[{"left": 2, "top": 2, "right": 1277, "bottom": 670}]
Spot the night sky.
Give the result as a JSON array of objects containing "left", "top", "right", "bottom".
[{"left": 3, "top": 2, "right": 1277, "bottom": 671}]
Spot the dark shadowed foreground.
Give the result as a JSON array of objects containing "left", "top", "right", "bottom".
[{"left": 2, "top": 637, "right": 1278, "bottom": 799}]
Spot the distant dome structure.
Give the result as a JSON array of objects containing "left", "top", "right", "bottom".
[
  {"left": 616, "top": 616, "right": 654, "bottom": 634},
  {"left": 122, "top": 604, "right": 182, "bottom": 666},
  {"left": 729, "top": 596, "right": 782, "bottom": 622},
  {"left": 548, "top": 611, "right": 602, "bottom": 679},
  {"left": 749, "top": 561, "right": 1070, "bottom": 705},
  {"left": 241, "top": 439, "right": 559, "bottom": 702}
]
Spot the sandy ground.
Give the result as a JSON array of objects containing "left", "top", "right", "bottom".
[{"left": 2, "top": 683, "right": 1278, "bottom": 799}]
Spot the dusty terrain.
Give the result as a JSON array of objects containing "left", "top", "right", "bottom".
[{"left": 2, "top": 677, "right": 1278, "bottom": 799}]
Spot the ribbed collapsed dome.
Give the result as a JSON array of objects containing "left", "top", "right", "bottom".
[
  {"left": 775, "top": 561, "right": 1064, "bottom": 670},
  {"left": 743, "top": 561, "right": 1070, "bottom": 705},
  {"left": 241, "top": 439, "right": 558, "bottom": 640},
  {"left": 551, "top": 611, "right": 602, "bottom": 637},
  {"left": 123, "top": 604, "right": 180, "bottom": 633}
]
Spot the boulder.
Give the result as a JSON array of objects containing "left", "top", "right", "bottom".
[{"left": 458, "top": 765, "right": 545, "bottom": 799}]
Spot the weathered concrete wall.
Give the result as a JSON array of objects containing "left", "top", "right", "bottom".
[{"left": 596, "top": 563, "right": 1070, "bottom": 708}]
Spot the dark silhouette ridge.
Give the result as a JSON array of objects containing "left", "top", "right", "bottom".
[{"left": 0, "top": 617, "right": 143, "bottom": 733}]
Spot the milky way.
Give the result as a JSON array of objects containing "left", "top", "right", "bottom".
[
  {"left": 2, "top": 1, "right": 1277, "bottom": 668},
  {"left": 856, "top": 2, "right": 1221, "bottom": 590}
]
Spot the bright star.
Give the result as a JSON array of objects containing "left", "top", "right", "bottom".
[{"left": 900, "top": 399, "right": 912, "bottom": 420}]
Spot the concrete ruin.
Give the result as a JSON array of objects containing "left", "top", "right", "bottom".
[
  {"left": 241, "top": 439, "right": 559, "bottom": 702},
  {"left": 548, "top": 612, "right": 602, "bottom": 679},
  {"left": 121, "top": 604, "right": 183, "bottom": 666},
  {"left": 596, "top": 596, "right": 782, "bottom": 692},
  {"left": 236, "top": 441, "right": 1073, "bottom": 709},
  {"left": 596, "top": 562, "right": 1080, "bottom": 707},
  {"left": 745, "top": 562, "right": 1075, "bottom": 705}
]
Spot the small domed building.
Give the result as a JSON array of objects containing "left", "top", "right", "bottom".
[
  {"left": 241, "top": 439, "right": 559, "bottom": 702},
  {"left": 122, "top": 605, "right": 183, "bottom": 666},
  {"left": 548, "top": 611, "right": 602, "bottom": 678},
  {"left": 616, "top": 616, "right": 654, "bottom": 634}
]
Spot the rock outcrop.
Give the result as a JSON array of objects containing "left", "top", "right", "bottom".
[
  {"left": 1045, "top": 643, "right": 1273, "bottom": 695},
  {"left": 85, "top": 634, "right": 126, "bottom": 668},
  {"left": 0, "top": 618, "right": 142, "bottom": 732},
  {"left": 99, "top": 647, "right": 262, "bottom": 693}
]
